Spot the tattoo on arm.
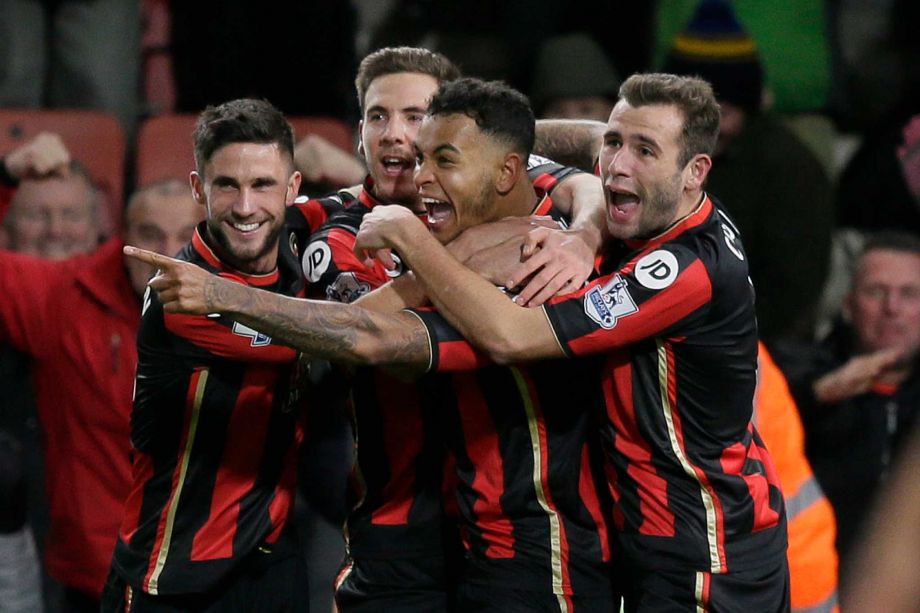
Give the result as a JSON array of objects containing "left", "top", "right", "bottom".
[{"left": 217, "top": 281, "right": 429, "bottom": 369}]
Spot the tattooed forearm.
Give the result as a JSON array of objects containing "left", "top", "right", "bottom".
[{"left": 217, "top": 281, "right": 429, "bottom": 370}]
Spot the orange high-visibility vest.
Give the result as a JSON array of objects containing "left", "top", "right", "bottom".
[{"left": 755, "top": 343, "right": 839, "bottom": 613}]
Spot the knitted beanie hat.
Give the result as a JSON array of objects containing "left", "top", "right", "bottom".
[
  {"left": 530, "top": 33, "right": 620, "bottom": 113},
  {"left": 663, "top": 0, "right": 763, "bottom": 110}
]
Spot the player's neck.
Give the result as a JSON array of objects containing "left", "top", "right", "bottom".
[{"left": 503, "top": 178, "right": 539, "bottom": 218}]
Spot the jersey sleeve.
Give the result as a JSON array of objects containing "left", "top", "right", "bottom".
[
  {"left": 407, "top": 307, "right": 492, "bottom": 373},
  {"left": 151, "top": 275, "right": 299, "bottom": 365},
  {"left": 0, "top": 250, "right": 71, "bottom": 354},
  {"left": 543, "top": 243, "right": 714, "bottom": 356},
  {"left": 526, "top": 154, "right": 583, "bottom": 193},
  {"left": 286, "top": 195, "right": 345, "bottom": 237}
]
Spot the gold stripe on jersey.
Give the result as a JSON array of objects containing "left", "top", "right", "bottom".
[
  {"left": 695, "top": 571, "right": 707, "bottom": 612},
  {"left": 147, "top": 369, "right": 209, "bottom": 594},
  {"left": 541, "top": 305, "right": 569, "bottom": 357},
  {"left": 657, "top": 341, "right": 722, "bottom": 573},
  {"left": 511, "top": 367, "right": 567, "bottom": 606}
]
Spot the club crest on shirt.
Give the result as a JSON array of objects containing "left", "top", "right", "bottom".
[
  {"left": 584, "top": 274, "right": 638, "bottom": 329},
  {"left": 326, "top": 272, "right": 371, "bottom": 303}
]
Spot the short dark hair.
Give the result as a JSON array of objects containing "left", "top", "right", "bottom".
[
  {"left": 618, "top": 73, "right": 720, "bottom": 168},
  {"left": 428, "top": 77, "right": 535, "bottom": 158},
  {"left": 193, "top": 98, "right": 294, "bottom": 173},
  {"left": 861, "top": 230, "right": 920, "bottom": 259},
  {"left": 355, "top": 46, "right": 460, "bottom": 112}
]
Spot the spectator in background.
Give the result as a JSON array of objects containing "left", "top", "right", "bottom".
[
  {"left": 655, "top": 0, "right": 836, "bottom": 173},
  {"left": 530, "top": 33, "right": 620, "bottom": 122},
  {"left": 0, "top": 133, "right": 95, "bottom": 611},
  {"left": 774, "top": 231, "right": 920, "bottom": 590},
  {"left": 4, "top": 162, "right": 99, "bottom": 260},
  {"left": 0, "top": 132, "right": 72, "bottom": 246},
  {"left": 0, "top": 0, "right": 140, "bottom": 134},
  {"left": 663, "top": 0, "right": 833, "bottom": 343},
  {"left": 0, "top": 162, "right": 202, "bottom": 611}
]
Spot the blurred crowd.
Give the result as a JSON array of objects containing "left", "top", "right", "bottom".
[{"left": 0, "top": 1, "right": 917, "bottom": 612}]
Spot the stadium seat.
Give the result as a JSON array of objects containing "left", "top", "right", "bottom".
[
  {"left": 136, "top": 113, "right": 354, "bottom": 187},
  {"left": 0, "top": 108, "right": 126, "bottom": 232}
]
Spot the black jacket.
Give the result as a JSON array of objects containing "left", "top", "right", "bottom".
[{"left": 774, "top": 322, "right": 920, "bottom": 568}]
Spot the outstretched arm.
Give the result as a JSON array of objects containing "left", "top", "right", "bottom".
[
  {"left": 354, "top": 207, "right": 564, "bottom": 364},
  {"left": 125, "top": 246, "right": 431, "bottom": 372}
]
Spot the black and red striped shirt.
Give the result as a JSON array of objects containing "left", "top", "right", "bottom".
[
  {"left": 409, "top": 192, "right": 614, "bottom": 600},
  {"left": 300, "top": 178, "right": 449, "bottom": 558},
  {"left": 302, "top": 164, "right": 583, "bottom": 560},
  {"left": 543, "top": 195, "right": 787, "bottom": 573},
  {"left": 112, "top": 224, "right": 308, "bottom": 595}
]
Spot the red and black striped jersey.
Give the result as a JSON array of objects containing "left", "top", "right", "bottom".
[
  {"left": 111, "top": 224, "right": 308, "bottom": 595},
  {"left": 408, "top": 194, "right": 614, "bottom": 599},
  {"left": 299, "top": 178, "right": 407, "bottom": 302},
  {"left": 543, "top": 195, "right": 787, "bottom": 574},
  {"left": 299, "top": 178, "right": 448, "bottom": 558},
  {"left": 302, "top": 164, "right": 583, "bottom": 560}
]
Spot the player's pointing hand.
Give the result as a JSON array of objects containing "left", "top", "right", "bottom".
[{"left": 123, "top": 245, "right": 217, "bottom": 315}]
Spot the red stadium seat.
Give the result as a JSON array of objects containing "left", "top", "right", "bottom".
[
  {"left": 0, "top": 108, "right": 126, "bottom": 232},
  {"left": 136, "top": 113, "right": 354, "bottom": 188}
]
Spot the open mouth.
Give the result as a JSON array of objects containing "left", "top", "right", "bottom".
[
  {"left": 422, "top": 197, "right": 453, "bottom": 226},
  {"left": 380, "top": 155, "right": 414, "bottom": 177},
  {"left": 607, "top": 187, "right": 640, "bottom": 220}
]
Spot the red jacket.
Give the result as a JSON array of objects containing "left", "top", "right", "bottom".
[{"left": 0, "top": 238, "right": 139, "bottom": 596}]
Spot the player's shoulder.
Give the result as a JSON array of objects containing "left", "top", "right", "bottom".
[{"left": 665, "top": 196, "right": 748, "bottom": 274}]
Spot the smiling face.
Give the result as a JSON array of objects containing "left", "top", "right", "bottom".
[
  {"left": 191, "top": 142, "right": 301, "bottom": 274},
  {"left": 359, "top": 72, "right": 440, "bottom": 209},
  {"left": 413, "top": 113, "right": 505, "bottom": 244},
  {"left": 600, "top": 100, "right": 703, "bottom": 241},
  {"left": 7, "top": 174, "right": 97, "bottom": 259},
  {"left": 846, "top": 249, "right": 920, "bottom": 360}
]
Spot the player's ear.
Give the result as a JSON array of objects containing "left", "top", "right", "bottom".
[
  {"left": 189, "top": 172, "right": 206, "bottom": 206},
  {"left": 286, "top": 170, "right": 302, "bottom": 204},
  {"left": 496, "top": 151, "right": 524, "bottom": 195},
  {"left": 683, "top": 154, "right": 711, "bottom": 191},
  {"left": 357, "top": 120, "right": 366, "bottom": 158}
]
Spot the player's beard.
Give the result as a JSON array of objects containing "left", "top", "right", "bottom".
[
  {"left": 634, "top": 170, "right": 684, "bottom": 240},
  {"left": 206, "top": 216, "right": 284, "bottom": 273}
]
